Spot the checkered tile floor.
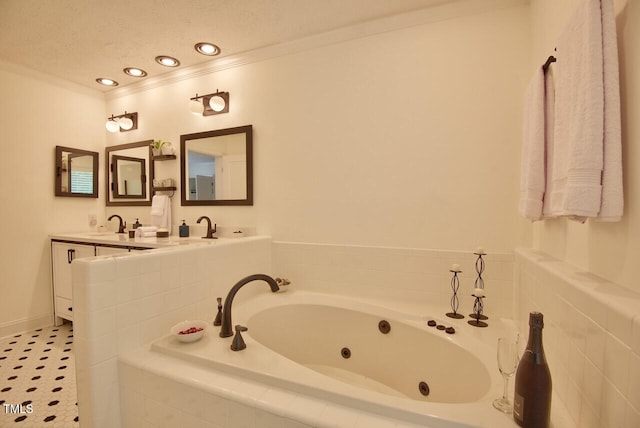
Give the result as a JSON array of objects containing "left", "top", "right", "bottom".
[{"left": 0, "top": 322, "right": 79, "bottom": 427}]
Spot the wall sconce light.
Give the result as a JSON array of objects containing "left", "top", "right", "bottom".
[
  {"left": 189, "top": 91, "right": 229, "bottom": 116},
  {"left": 105, "top": 112, "right": 138, "bottom": 133}
]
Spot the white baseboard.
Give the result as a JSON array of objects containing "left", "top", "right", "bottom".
[{"left": 0, "top": 313, "right": 54, "bottom": 340}]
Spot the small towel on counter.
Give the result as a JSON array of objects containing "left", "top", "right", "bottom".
[
  {"left": 135, "top": 226, "right": 158, "bottom": 238},
  {"left": 150, "top": 195, "right": 172, "bottom": 234},
  {"left": 545, "top": 0, "right": 622, "bottom": 221},
  {"left": 519, "top": 67, "right": 547, "bottom": 221}
]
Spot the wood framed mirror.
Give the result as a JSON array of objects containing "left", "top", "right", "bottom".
[
  {"left": 111, "top": 155, "right": 147, "bottom": 199},
  {"left": 55, "top": 145, "right": 99, "bottom": 198},
  {"left": 180, "top": 125, "right": 253, "bottom": 206},
  {"left": 105, "top": 140, "right": 154, "bottom": 206}
]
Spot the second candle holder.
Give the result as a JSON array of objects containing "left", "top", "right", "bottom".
[{"left": 446, "top": 265, "right": 464, "bottom": 319}]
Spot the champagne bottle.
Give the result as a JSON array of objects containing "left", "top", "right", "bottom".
[{"left": 513, "top": 312, "right": 552, "bottom": 427}]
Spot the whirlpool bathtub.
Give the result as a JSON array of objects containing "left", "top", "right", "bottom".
[{"left": 142, "top": 290, "right": 527, "bottom": 427}]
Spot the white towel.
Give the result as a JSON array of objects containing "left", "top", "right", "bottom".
[
  {"left": 151, "top": 195, "right": 166, "bottom": 216},
  {"left": 519, "top": 68, "right": 546, "bottom": 221},
  {"left": 547, "top": 0, "right": 622, "bottom": 221},
  {"left": 134, "top": 226, "right": 158, "bottom": 238},
  {"left": 541, "top": 66, "right": 556, "bottom": 219},
  {"left": 598, "top": 0, "right": 623, "bottom": 221},
  {"left": 150, "top": 195, "right": 172, "bottom": 234}
]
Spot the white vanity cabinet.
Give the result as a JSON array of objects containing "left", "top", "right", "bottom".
[
  {"left": 51, "top": 239, "right": 152, "bottom": 325},
  {"left": 51, "top": 242, "right": 95, "bottom": 324}
]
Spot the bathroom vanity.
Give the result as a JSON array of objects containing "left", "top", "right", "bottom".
[{"left": 49, "top": 232, "right": 213, "bottom": 325}]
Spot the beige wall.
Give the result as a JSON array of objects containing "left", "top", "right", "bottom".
[
  {"left": 0, "top": 62, "right": 105, "bottom": 335},
  {"left": 527, "top": 0, "right": 640, "bottom": 294},
  {"left": 106, "top": 3, "right": 530, "bottom": 252}
]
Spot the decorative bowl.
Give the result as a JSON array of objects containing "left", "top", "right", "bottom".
[{"left": 170, "top": 320, "right": 207, "bottom": 343}]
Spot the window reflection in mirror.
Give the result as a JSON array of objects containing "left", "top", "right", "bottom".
[
  {"left": 105, "top": 140, "right": 154, "bottom": 206},
  {"left": 112, "top": 155, "right": 146, "bottom": 199},
  {"left": 180, "top": 125, "right": 253, "bottom": 206},
  {"left": 55, "top": 146, "right": 99, "bottom": 198}
]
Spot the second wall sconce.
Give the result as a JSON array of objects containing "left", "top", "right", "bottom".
[
  {"left": 189, "top": 90, "right": 229, "bottom": 116},
  {"left": 105, "top": 112, "right": 138, "bottom": 133}
]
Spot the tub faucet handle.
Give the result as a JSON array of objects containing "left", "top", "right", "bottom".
[
  {"left": 275, "top": 278, "right": 291, "bottom": 292},
  {"left": 231, "top": 325, "right": 248, "bottom": 351},
  {"left": 213, "top": 297, "right": 223, "bottom": 326},
  {"left": 276, "top": 277, "right": 290, "bottom": 286}
]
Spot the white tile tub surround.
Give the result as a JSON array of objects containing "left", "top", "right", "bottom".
[
  {"left": 119, "top": 347, "right": 429, "bottom": 428},
  {"left": 71, "top": 237, "right": 273, "bottom": 428},
  {"left": 514, "top": 248, "right": 640, "bottom": 428},
  {"left": 272, "top": 242, "right": 515, "bottom": 319}
]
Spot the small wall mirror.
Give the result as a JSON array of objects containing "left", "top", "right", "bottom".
[
  {"left": 105, "top": 140, "right": 154, "bottom": 206},
  {"left": 55, "top": 146, "right": 99, "bottom": 198},
  {"left": 180, "top": 125, "right": 253, "bottom": 206},
  {"left": 112, "top": 155, "right": 147, "bottom": 199}
]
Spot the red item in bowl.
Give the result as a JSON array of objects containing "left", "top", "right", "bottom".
[{"left": 178, "top": 327, "right": 204, "bottom": 335}]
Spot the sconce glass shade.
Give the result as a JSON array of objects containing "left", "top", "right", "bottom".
[
  {"left": 209, "top": 95, "right": 226, "bottom": 112},
  {"left": 105, "top": 112, "right": 138, "bottom": 133},
  {"left": 189, "top": 99, "right": 204, "bottom": 115},
  {"left": 105, "top": 119, "right": 120, "bottom": 133},
  {"left": 118, "top": 116, "right": 134, "bottom": 130}
]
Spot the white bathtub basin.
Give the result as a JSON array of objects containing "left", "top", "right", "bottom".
[
  {"left": 248, "top": 303, "right": 490, "bottom": 403},
  {"left": 150, "top": 290, "right": 522, "bottom": 427}
]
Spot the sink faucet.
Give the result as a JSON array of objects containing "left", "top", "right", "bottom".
[
  {"left": 196, "top": 216, "right": 217, "bottom": 239},
  {"left": 219, "top": 274, "right": 280, "bottom": 338},
  {"left": 108, "top": 214, "right": 126, "bottom": 233}
]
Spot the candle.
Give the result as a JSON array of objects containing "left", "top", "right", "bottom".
[
  {"left": 475, "top": 247, "right": 486, "bottom": 255},
  {"left": 474, "top": 287, "right": 485, "bottom": 297},
  {"left": 451, "top": 263, "right": 461, "bottom": 272}
]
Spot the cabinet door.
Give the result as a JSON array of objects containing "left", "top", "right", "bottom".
[{"left": 51, "top": 242, "right": 95, "bottom": 301}]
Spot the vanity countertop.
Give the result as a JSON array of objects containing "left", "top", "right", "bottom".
[{"left": 49, "top": 232, "right": 234, "bottom": 249}]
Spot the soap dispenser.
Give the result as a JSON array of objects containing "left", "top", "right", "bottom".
[
  {"left": 132, "top": 218, "right": 142, "bottom": 229},
  {"left": 179, "top": 220, "right": 190, "bottom": 237}
]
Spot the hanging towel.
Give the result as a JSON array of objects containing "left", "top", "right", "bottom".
[
  {"left": 541, "top": 66, "right": 556, "bottom": 219},
  {"left": 547, "top": 0, "right": 622, "bottom": 221},
  {"left": 150, "top": 195, "right": 172, "bottom": 234},
  {"left": 519, "top": 68, "right": 546, "bottom": 221},
  {"left": 598, "top": 0, "right": 623, "bottom": 221}
]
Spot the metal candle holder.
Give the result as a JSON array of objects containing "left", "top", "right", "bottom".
[
  {"left": 468, "top": 292, "right": 488, "bottom": 327},
  {"left": 469, "top": 250, "right": 488, "bottom": 320},
  {"left": 446, "top": 268, "right": 464, "bottom": 319}
]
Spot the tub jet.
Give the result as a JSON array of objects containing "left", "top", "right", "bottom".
[{"left": 419, "top": 381, "right": 430, "bottom": 396}]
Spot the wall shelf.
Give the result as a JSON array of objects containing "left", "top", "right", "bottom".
[{"left": 153, "top": 154, "right": 176, "bottom": 161}]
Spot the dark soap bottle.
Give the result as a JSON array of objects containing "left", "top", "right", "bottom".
[
  {"left": 179, "top": 220, "right": 189, "bottom": 237},
  {"left": 513, "top": 312, "right": 552, "bottom": 427}
]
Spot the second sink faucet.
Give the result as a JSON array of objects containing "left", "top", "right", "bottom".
[
  {"left": 107, "top": 214, "right": 126, "bottom": 233},
  {"left": 196, "top": 216, "right": 217, "bottom": 239}
]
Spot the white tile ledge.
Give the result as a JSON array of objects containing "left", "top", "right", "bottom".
[{"left": 515, "top": 247, "right": 640, "bottom": 342}]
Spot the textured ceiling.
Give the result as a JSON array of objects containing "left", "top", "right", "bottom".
[{"left": 0, "top": 0, "right": 455, "bottom": 92}]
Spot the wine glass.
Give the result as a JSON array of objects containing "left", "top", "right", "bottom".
[{"left": 493, "top": 336, "right": 519, "bottom": 413}]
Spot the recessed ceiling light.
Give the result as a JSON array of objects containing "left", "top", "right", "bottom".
[
  {"left": 155, "top": 56, "right": 180, "bottom": 67},
  {"left": 123, "top": 67, "right": 147, "bottom": 77},
  {"left": 195, "top": 42, "right": 220, "bottom": 56},
  {"left": 96, "top": 78, "right": 119, "bottom": 87}
]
